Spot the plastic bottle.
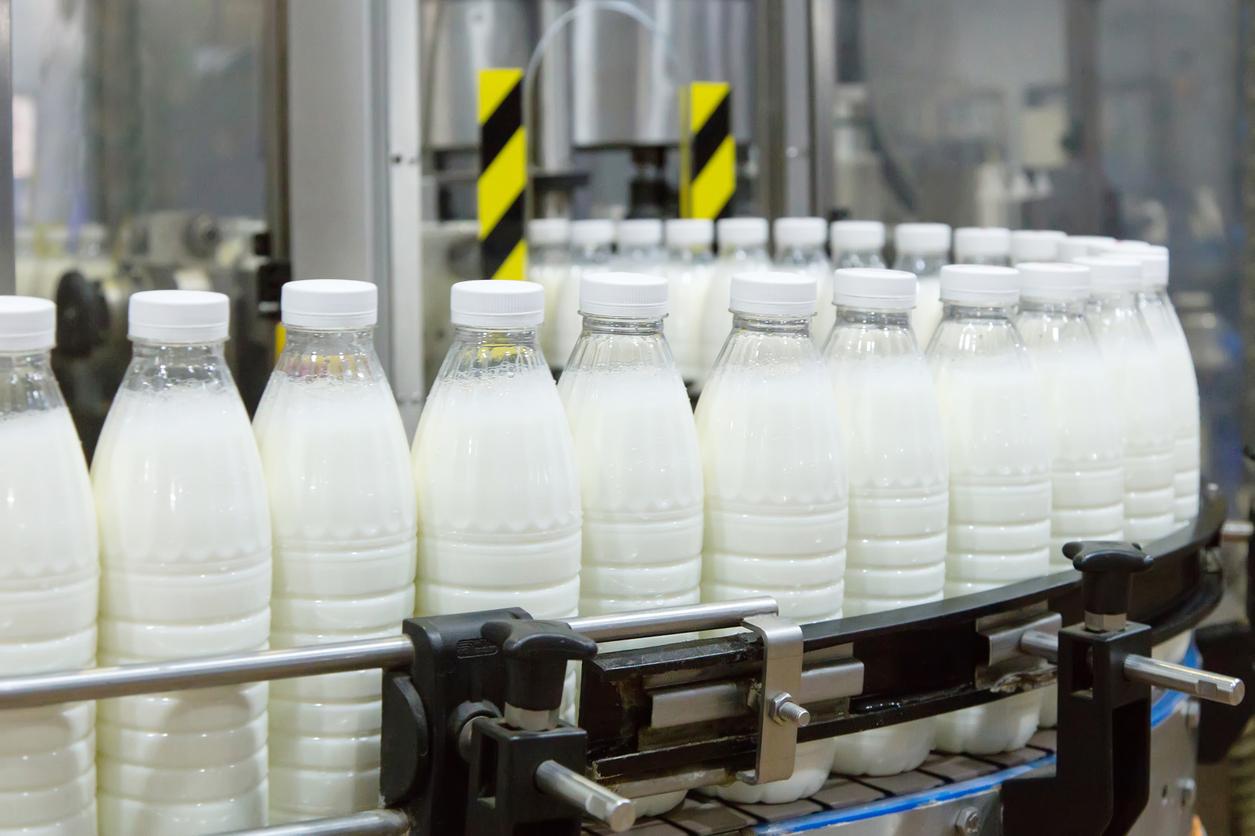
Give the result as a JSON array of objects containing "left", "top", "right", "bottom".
[
  {"left": 613, "top": 219, "right": 665, "bottom": 272},
  {"left": 254, "top": 281, "right": 416, "bottom": 823},
  {"left": 94, "top": 290, "right": 271, "bottom": 834},
  {"left": 553, "top": 220, "right": 615, "bottom": 371},
  {"left": 0, "top": 297, "right": 98, "bottom": 835},
  {"left": 1057, "top": 235, "right": 1115, "bottom": 261},
  {"left": 893, "top": 223, "right": 951, "bottom": 348},
  {"left": 529, "top": 218, "right": 571, "bottom": 361},
  {"left": 1115, "top": 245, "right": 1200, "bottom": 525},
  {"left": 927, "top": 266, "right": 1051, "bottom": 755},
  {"left": 1009, "top": 230, "right": 1066, "bottom": 265},
  {"left": 696, "top": 271, "right": 847, "bottom": 803},
  {"left": 830, "top": 221, "right": 887, "bottom": 270},
  {"left": 823, "top": 269, "right": 946, "bottom": 776},
  {"left": 773, "top": 217, "right": 834, "bottom": 344},
  {"left": 698, "top": 218, "right": 771, "bottom": 382},
  {"left": 557, "top": 272, "right": 701, "bottom": 816},
  {"left": 662, "top": 219, "right": 715, "bottom": 391},
  {"left": 953, "top": 227, "right": 1011, "bottom": 266},
  {"left": 411, "top": 280, "right": 581, "bottom": 705},
  {"left": 1074, "top": 256, "right": 1176, "bottom": 543}
]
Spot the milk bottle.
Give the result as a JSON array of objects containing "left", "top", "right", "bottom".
[
  {"left": 411, "top": 281, "right": 581, "bottom": 704},
  {"left": 613, "top": 219, "right": 665, "bottom": 271},
  {"left": 93, "top": 290, "right": 271, "bottom": 834},
  {"left": 773, "top": 217, "right": 834, "bottom": 344},
  {"left": 1057, "top": 235, "right": 1115, "bottom": 261},
  {"left": 697, "top": 271, "right": 847, "bottom": 803},
  {"left": 558, "top": 272, "right": 701, "bottom": 816},
  {"left": 830, "top": 221, "right": 886, "bottom": 270},
  {"left": 927, "top": 266, "right": 1051, "bottom": 755},
  {"left": 1116, "top": 245, "right": 1200, "bottom": 525},
  {"left": 663, "top": 219, "right": 715, "bottom": 390},
  {"left": 699, "top": 219, "right": 770, "bottom": 382},
  {"left": 0, "top": 297, "right": 98, "bottom": 836},
  {"left": 253, "top": 281, "right": 416, "bottom": 823},
  {"left": 893, "top": 223, "right": 951, "bottom": 347},
  {"left": 954, "top": 227, "right": 1011, "bottom": 266},
  {"left": 552, "top": 220, "right": 614, "bottom": 372},
  {"left": 528, "top": 218, "right": 571, "bottom": 358},
  {"left": 1010, "top": 230, "right": 1065, "bottom": 265},
  {"left": 823, "top": 269, "right": 947, "bottom": 776},
  {"left": 1074, "top": 256, "right": 1176, "bottom": 543},
  {"left": 1013, "top": 262, "right": 1124, "bottom": 728}
]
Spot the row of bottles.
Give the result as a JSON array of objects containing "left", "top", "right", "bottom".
[{"left": 0, "top": 231, "right": 1200, "bottom": 829}]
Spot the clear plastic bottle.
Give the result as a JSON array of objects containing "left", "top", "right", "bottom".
[
  {"left": 1075, "top": 256, "right": 1176, "bottom": 543},
  {"left": 553, "top": 220, "right": 615, "bottom": 371},
  {"left": 697, "top": 271, "right": 847, "bottom": 803},
  {"left": 893, "top": 223, "right": 951, "bottom": 347},
  {"left": 93, "top": 290, "right": 271, "bottom": 834},
  {"left": 254, "top": 281, "right": 416, "bottom": 823},
  {"left": 0, "top": 297, "right": 99, "bottom": 836},
  {"left": 663, "top": 219, "right": 715, "bottom": 391},
  {"left": 1057, "top": 235, "right": 1115, "bottom": 261},
  {"left": 529, "top": 218, "right": 571, "bottom": 361},
  {"left": 830, "top": 220, "right": 887, "bottom": 270},
  {"left": 557, "top": 272, "right": 700, "bottom": 817},
  {"left": 823, "top": 269, "right": 946, "bottom": 776},
  {"left": 698, "top": 218, "right": 770, "bottom": 382},
  {"left": 613, "top": 219, "right": 665, "bottom": 272},
  {"left": 1009, "top": 230, "right": 1065, "bottom": 265},
  {"left": 773, "top": 217, "right": 833, "bottom": 344},
  {"left": 927, "top": 266, "right": 1051, "bottom": 755},
  {"left": 411, "top": 282, "right": 581, "bottom": 680},
  {"left": 953, "top": 227, "right": 1011, "bottom": 266}
]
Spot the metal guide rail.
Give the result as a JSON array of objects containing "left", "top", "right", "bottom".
[{"left": 0, "top": 488, "right": 1243, "bottom": 836}]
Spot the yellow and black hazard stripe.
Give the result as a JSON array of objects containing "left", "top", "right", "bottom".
[
  {"left": 681, "top": 82, "right": 736, "bottom": 220},
  {"left": 477, "top": 68, "right": 528, "bottom": 281}
]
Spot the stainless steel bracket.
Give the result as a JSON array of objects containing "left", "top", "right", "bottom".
[{"left": 735, "top": 614, "right": 806, "bottom": 785}]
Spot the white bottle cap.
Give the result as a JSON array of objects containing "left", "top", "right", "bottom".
[
  {"left": 1017, "top": 262, "right": 1091, "bottom": 302},
  {"left": 1010, "top": 230, "right": 1065, "bottom": 263},
  {"left": 580, "top": 271, "right": 667, "bottom": 319},
  {"left": 1073, "top": 256, "right": 1142, "bottom": 292},
  {"left": 1057, "top": 235, "right": 1116, "bottom": 261},
  {"left": 281, "top": 280, "right": 378, "bottom": 329},
  {"left": 954, "top": 227, "right": 1012, "bottom": 260},
  {"left": 528, "top": 218, "right": 570, "bottom": 247},
  {"left": 729, "top": 271, "right": 817, "bottom": 317},
  {"left": 0, "top": 296, "right": 55, "bottom": 351},
  {"left": 616, "top": 218, "right": 663, "bottom": 249},
  {"left": 450, "top": 280, "right": 545, "bottom": 328},
  {"left": 833, "top": 268, "right": 916, "bottom": 311},
  {"left": 773, "top": 217, "right": 826, "bottom": 249},
  {"left": 894, "top": 222, "right": 951, "bottom": 255},
  {"left": 571, "top": 219, "right": 615, "bottom": 248},
  {"left": 831, "top": 220, "right": 886, "bottom": 252},
  {"left": 717, "top": 217, "right": 769, "bottom": 250},
  {"left": 938, "top": 264, "right": 1019, "bottom": 306},
  {"left": 1105, "top": 243, "right": 1169, "bottom": 288},
  {"left": 129, "top": 290, "right": 230, "bottom": 343},
  {"left": 664, "top": 218, "right": 714, "bottom": 249}
]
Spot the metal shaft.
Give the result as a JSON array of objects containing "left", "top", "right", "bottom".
[
  {"left": 218, "top": 810, "right": 411, "bottom": 836},
  {"left": 0, "top": 636, "right": 414, "bottom": 710},
  {"left": 534, "top": 759, "right": 635, "bottom": 833},
  {"left": 565, "top": 596, "right": 778, "bottom": 643},
  {"left": 1019, "top": 630, "right": 1245, "bottom": 706}
]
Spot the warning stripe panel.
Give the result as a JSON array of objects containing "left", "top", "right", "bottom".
[
  {"left": 684, "top": 81, "right": 735, "bottom": 221},
  {"left": 478, "top": 68, "right": 527, "bottom": 281}
]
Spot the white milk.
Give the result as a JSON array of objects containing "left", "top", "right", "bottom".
[
  {"left": 552, "top": 221, "right": 614, "bottom": 371},
  {"left": 893, "top": 223, "right": 951, "bottom": 348},
  {"left": 823, "top": 271, "right": 948, "bottom": 775},
  {"left": 697, "top": 272, "right": 847, "bottom": 803},
  {"left": 774, "top": 218, "right": 834, "bottom": 344},
  {"left": 254, "top": 362, "right": 416, "bottom": 819},
  {"left": 1078, "top": 257, "right": 1176, "bottom": 544},
  {"left": 0, "top": 406, "right": 99, "bottom": 836},
  {"left": 664, "top": 219, "right": 716, "bottom": 390},
  {"left": 528, "top": 219, "right": 572, "bottom": 362},
  {"left": 94, "top": 386, "right": 272, "bottom": 834},
  {"left": 927, "top": 266, "right": 1051, "bottom": 755}
]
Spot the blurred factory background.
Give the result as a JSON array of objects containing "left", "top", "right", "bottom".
[{"left": 6, "top": 0, "right": 1248, "bottom": 501}]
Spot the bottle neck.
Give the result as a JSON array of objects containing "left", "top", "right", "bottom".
[
  {"left": 1090, "top": 288, "right": 1139, "bottom": 310},
  {"left": 579, "top": 315, "right": 664, "bottom": 336},
  {"left": 731, "top": 312, "right": 812, "bottom": 335},
  {"left": 777, "top": 244, "right": 825, "bottom": 262},
  {"left": 1018, "top": 297, "right": 1086, "bottom": 316},
  {"left": 941, "top": 302, "right": 1014, "bottom": 322},
  {"left": 719, "top": 244, "right": 767, "bottom": 260},
  {"left": 894, "top": 252, "right": 947, "bottom": 276},
  {"left": 574, "top": 242, "right": 613, "bottom": 260},
  {"left": 835, "top": 249, "right": 887, "bottom": 268},
  {"left": 275, "top": 327, "right": 381, "bottom": 382},
  {"left": 442, "top": 324, "right": 546, "bottom": 378},
  {"left": 667, "top": 244, "right": 712, "bottom": 262},
  {"left": 834, "top": 306, "right": 912, "bottom": 329},
  {"left": 0, "top": 349, "right": 63, "bottom": 415},
  {"left": 124, "top": 339, "right": 235, "bottom": 393}
]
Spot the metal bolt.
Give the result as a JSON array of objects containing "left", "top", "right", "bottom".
[
  {"left": 1178, "top": 777, "right": 1197, "bottom": 808},
  {"left": 954, "top": 806, "right": 981, "bottom": 835},
  {"left": 768, "top": 692, "right": 810, "bottom": 727}
]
